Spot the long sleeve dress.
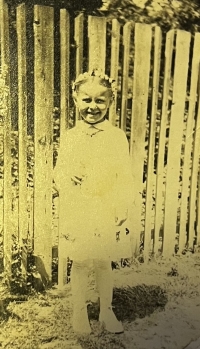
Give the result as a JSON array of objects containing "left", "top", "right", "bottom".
[{"left": 54, "top": 119, "right": 135, "bottom": 261}]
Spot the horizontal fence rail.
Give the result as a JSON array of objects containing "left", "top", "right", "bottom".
[{"left": 0, "top": 1, "right": 200, "bottom": 288}]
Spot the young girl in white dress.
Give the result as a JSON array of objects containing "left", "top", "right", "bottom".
[{"left": 54, "top": 70, "right": 134, "bottom": 335}]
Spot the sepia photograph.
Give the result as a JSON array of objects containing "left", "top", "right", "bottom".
[{"left": 0, "top": 0, "right": 200, "bottom": 348}]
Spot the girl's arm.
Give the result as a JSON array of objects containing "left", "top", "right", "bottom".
[{"left": 115, "top": 130, "right": 134, "bottom": 226}]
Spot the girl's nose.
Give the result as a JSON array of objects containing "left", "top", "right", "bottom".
[{"left": 88, "top": 100, "right": 97, "bottom": 110}]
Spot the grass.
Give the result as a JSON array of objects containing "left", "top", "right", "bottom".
[{"left": 1, "top": 252, "right": 200, "bottom": 349}]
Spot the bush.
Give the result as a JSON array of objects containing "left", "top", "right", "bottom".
[{"left": 104, "top": 0, "right": 200, "bottom": 32}]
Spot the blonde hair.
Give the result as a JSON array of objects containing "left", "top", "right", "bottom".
[{"left": 72, "top": 69, "right": 117, "bottom": 98}]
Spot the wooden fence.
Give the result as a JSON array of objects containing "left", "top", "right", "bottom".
[{"left": 0, "top": 0, "right": 200, "bottom": 287}]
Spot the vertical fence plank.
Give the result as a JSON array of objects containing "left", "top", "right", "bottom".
[
  {"left": 74, "top": 13, "right": 84, "bottom": 77},
  {"left": 60, "top": 9, "right": 70, "bottom": 133},
  {"left": 0, "top": 0, "right": 12, "bottom": 278},
  {"left": 16, "top": 4, "right": 28, "bottom": 277},
  {"left": 58, "top": 9, "right": 70, "bottom": 288},
  {"left": 109, "top": 19, "right": 120, "bottom": 125},
  {"left": 120, "top": 22, "right": 131, "bottom": 132},
  {"left": 188, "top": 65, "right": 200, "bottom": 249},
  {"left": 197, "top": 171, "right": 200, "bottom": 247},
  {"left": 163, "top": 30, "right": 191, "bottom": 257},
  {"left": 28, "top": 186, "right": 34, "bottom": 238},
  {"left": 154, "top": 30, "right": 175, "bottom": 254},
  {"left": 58, "top": 197, "right": 67, "bottom": 288},
  {"left": 74, "top": 13, "right": 84, "bottom": 122},
  {"left": 144, "top": 27, "right": 162, "bottom": 259},
  {"left": 0, "top": 0, "right": 9, "bottom": 68},
  {"left": 130, "top": 23, "right": 152, "bottom": 254},
  {"left": 88, "top": 16, "right": 106, "bottom": 72},
  {"left": 179, "top": 33, "right": 200, "bottom": 252},
  {"left": 33, "top": 5, "right": 54, "bottom": 281}
]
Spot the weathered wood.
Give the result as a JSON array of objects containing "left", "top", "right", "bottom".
[
  {"left": 74, "top": 13, "right": 84, "bottom": 122},
  {"left": 179, "top": 33, "right": 200, "bottom": 252},
  {"left": 144, "top": 27, "right": 162, "bottom": 259},
  {"left": 196, "top": 171, "right": 200, "bottom": 247},
  {"left": 33, "top": 5, "right": 54, "bottom": 281},
  {"left": 27, "top": 136, "right": 34, "bottom": 242},
  {"left": 27, "top": 188, "right": 34, "bottom": 240},
  {"left": 188, "top": 64, "right": 200, "bottom": 249},
  {"left": 58, "top": 229, "right": 67, "bottom": 288},
  {"left": 88, "top": 16, "right": 106, "bottom": 72},
  {"left": 120, "top": 22, "right": 131, "bottom": 132},
  {"left": 16, "top": 4, "right": 28, "bottom": 246},
  {"left": 130, "top": 23, "right": 152, "bottom": 254},
  {"left": 163, "top": 30, "right": 191, "bottom": 256},
  {"left": 109, "top": 19, "right": 120, "bottom": 125},
  {"left": 154, "top": 30, "right": 175, "bottom": 254},
  {"left": 0, "top": 0, "right": 12, "bottom": 279},
  {"left": 16, "top": 3, "right": 28, "bottom": 282},
  {"left": 60, "top": 9, "right": 70, "bottom": 132},
  {"left": 58, "top": 9, "right": 70, "bottom": 288},
  {"left": 74, "top": 13, "right": 84, "bottom": 78}
]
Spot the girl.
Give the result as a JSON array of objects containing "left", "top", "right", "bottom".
[{"left": 54, "top": 70, "right": 134, "bottom": 335}]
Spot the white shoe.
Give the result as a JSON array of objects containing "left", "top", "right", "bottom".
[
  {"left": 99, "top": 307, "right": 124, "bottom": 334},
  {"left": 72, "top": 306, "right": 91, "bottom": 335}
]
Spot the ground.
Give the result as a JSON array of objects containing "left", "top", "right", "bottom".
[{"left": 1, "top": 253, "right": 200, "bottom": 349}]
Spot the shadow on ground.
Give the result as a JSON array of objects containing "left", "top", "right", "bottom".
[{"left": 88, "top": 284, "right": 168, "bottom": 322}]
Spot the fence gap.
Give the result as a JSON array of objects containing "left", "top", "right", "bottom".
[
  {"left": 88, "top": 16, "right": 106, "bottom": 72},
  {"left": 188, "top": 64, "right": 200, "bottom": 249},
  {"left": 74, "top": 13, "right": 84, "bottom": 122},
  {"left": 130, "top": 23, "right": 152, "bottom": 254},
  {"left": 120, "top": 22, "right": 131, "bottom": 132},
  {"left": 33, "top": 5, "right": 54, "bottom": 281},
  {"left": 179, "top": 33, "right": 200, "bottom": 252},
  {"left": 0, "top": 0, "right": 12, "bottom": 279},
  {"left": 154, "top": 30, "right": 175, "bottom": 254},
  {"left": 109, "top": 19, "right": 120, "bottom": 126},
  {"left": 163, "top": 30, "right": 191, "bottom": 257},
  {"left": 144, "top": 26, "right": 162, "bottom": 260},
  {"left": 9, "top": 4, "right": 18, "bottom": 131},
  {"left": 16, "top": 4, "right": 28, "bottom": 278},
  {"left": 60, "top": 9, "right": 70, "bottom": 132}
]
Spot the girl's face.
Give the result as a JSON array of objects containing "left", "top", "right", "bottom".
[{"left": 74, "top": 81, "right": 112, "bottom": 124}]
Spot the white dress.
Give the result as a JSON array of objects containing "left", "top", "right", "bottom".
[{"left": 54, "top": 119, "right": 135, "bottom": 261}]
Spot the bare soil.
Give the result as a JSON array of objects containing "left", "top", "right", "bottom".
[{"left": 1, "top": 253, "right": 200, "bottom": 349}]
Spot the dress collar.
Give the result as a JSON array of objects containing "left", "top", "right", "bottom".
[{"left": 76, "top": 119, "right": 111, "bottom": 132}]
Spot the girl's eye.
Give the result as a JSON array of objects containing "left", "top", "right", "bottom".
[
  {"left": 96, "top": 99, "right": 105, "bottom": 104},
  {"left": 82, "top": 98, "right": 91, "bottom": 103}
]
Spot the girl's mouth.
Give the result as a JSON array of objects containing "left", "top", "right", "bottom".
[{"left": 87, "top": 112, "right": 100, "bottom": 116}]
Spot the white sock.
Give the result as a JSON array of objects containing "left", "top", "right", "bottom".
[
  {"left": 71, "top": 260, "right": 89, "bottom": 309},
  {"left": 94, "top": 259, "right": 113, "bottom": 311}
]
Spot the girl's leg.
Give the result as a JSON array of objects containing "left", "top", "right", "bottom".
[
  {"left": 93, "top": 259, "right": 124, "bottom": 334},
  {"left": 71, "top": 260, "right": 91, "bottom": 334}
]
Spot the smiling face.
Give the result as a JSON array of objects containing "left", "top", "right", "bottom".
[{"left": 74, "top": 79, "right": 112, "bottom": 124}]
